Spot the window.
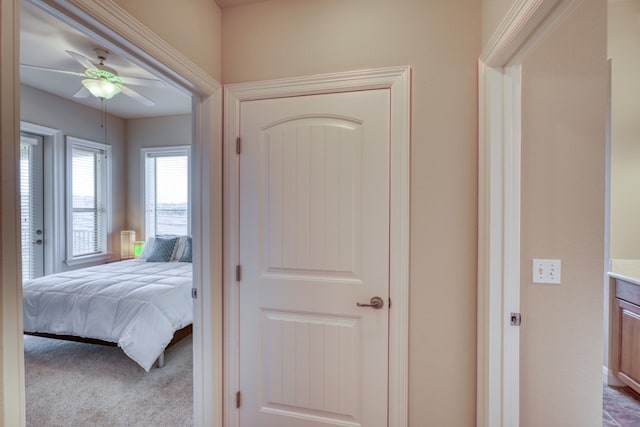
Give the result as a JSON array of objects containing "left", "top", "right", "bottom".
[
  {"left": 142, "top": 147, "right": 190, "bottom": 239},
  {"left": 66, "top": 137, "right": 110, "bottom": 263}
]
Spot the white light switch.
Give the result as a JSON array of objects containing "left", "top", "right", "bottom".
[{"left": 532, "top": 259, "right": 561, "bottom": 284}]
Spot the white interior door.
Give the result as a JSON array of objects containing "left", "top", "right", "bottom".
[
  {"left": 20, "top": 132, "right": 45, "bottom": 280},
  {"left": 238, "top": 89, "right": 391, "bottom": 427}
]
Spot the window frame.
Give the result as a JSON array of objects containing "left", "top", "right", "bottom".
[
  {"left": 141, "top": 145, "right": 191, "bottom": 240},
  {"left": 65, "top": 136, "right": 112, "bottom": 266}
]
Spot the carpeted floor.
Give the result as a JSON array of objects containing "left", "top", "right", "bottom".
[
  {"left": 24, "top": 333, "right": 193, "bottom": 427},
  {"left": 604, "top": 385, "right": 640, "bottom": 427}
]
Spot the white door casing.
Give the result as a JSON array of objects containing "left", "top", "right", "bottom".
[
  {"left": 225, "top": 67, "right": 410, "bottom": 427},
  {"left": 239, "top": 90, "right": 390, "bottom": 426},
  {"left": 477, "top": 1, "right": 584, "bottom": 426}
]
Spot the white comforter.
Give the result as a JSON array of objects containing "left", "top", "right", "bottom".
[{"left": 23, "top": 259, "right": 193, "bottom": 371}]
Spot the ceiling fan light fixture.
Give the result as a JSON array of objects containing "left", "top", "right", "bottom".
[{"left": 82, "top": 78, "right": 121, "bottom": 100}]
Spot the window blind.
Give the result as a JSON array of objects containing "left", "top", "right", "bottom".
[
  {"left": 20, "top": 142, "right": 38, "bottom": 280},
  {"left": 71, "top": 146, "right": 105, "bottom": 257},
  {"left": 144, "top": 150, "right": 189, "bottom": 238},
  {"left": 20, "top": 142, "right": 33, "bottom": 279}
]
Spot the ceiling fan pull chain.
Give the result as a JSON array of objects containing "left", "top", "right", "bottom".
[
  {"left": 104, "top": 101, "right": 108, "bottom": 144},
  {"left": 100, "top": 98, "right": 105, "bottom": 129}
]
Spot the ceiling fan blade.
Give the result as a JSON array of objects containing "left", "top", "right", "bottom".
[
  {"left": 66, "top": 50, "right": 96, "bottom": 71},
  {"left": 73, "top": 86, "right": 90, "bottom": 98},
  {"left": 120, "top": 85, "right": 156, "bottom": 107},
  {"left": 20, "top": 63, "right": 86, "bottom": 78},
  {"left": 119, "top": 75, "right": 166, "bottom": 88}
]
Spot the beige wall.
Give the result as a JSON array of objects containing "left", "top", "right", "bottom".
[
  {"left": 125, "top": 114, "right": 191, "bottom": 240},
  {"left": 223, "top": 0, "right": 480, "bottom": 425},
  {"left": 520, "top": 0, "right": 607, "bottom": 425},
  {"left": 0, "top": 1, "right": 612, "bottom": 425},
  {"left": 113, "top": 0, "right": 222, "bottom": 80},
  {"left": 609, "top": 0, "right": 640, "bottom": 259}
]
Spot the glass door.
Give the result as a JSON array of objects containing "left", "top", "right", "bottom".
[{"left": 20, "top": 132, "right": 44, "bottom": 280}]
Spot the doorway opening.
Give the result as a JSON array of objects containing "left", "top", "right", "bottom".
[
  {"left": 7, "top": 0, "right": 223, "bottom": 425},
  {"left": 604, "top": 0, "right": 640, "bottom": 421}
]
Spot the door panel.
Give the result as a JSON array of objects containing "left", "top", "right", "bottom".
[
  {"left": 263, "top": 117, "right": 362, "bottom": 278},
  {"left": 261, "top": 311, "right": 360, "bottom": 422},
  {"left": 239, "top": 90, "right": 390, "bottom": 427}
]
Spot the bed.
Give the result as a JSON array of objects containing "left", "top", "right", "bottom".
[{"left": 22, "top": 235, "right": 193, "bottom": 372}]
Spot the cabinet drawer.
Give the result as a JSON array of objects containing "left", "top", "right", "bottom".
[{"left": 616, "top": 279, "right": 640, "bottom": 306}]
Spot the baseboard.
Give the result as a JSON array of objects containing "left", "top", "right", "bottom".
[{"left": 603, "top": 366, "right": 625, "bottom": 386}]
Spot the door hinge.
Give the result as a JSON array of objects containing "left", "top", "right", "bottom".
[
  {"left": 236, "top": 265, "right": 242, "bottom": 282},
  {"left": 191, "top": 288, "right": 198, "bottom": 299},
  {"left": 236, "top": 137, "right": 241, "bottom": 155},
  {"left": 510, "top": 312, "right": 521, "bottom": 326},
  {"left": 236, "top": 391, "right": 241, "bottom": 409}
]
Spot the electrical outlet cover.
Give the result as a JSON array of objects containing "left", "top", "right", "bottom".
[{"left": 532, "top": 258, "right": 561, "bottom": 284}]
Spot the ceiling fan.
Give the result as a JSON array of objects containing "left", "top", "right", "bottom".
[{"left": 21, "top": 48, "right": 165, "bottom": 106}]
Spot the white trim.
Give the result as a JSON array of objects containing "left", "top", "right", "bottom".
[
  {"left": 1, "top": 1, "right": 26, "bottom": 424},
  {"left": 223, "top": 66, "right": 411, "bottom": 427},
  {"left": 191, "top": 89, "right": 224, "bottom": 427},
  {"left": 603, "top": 366, "right": 625, "bottom": 387},
  {"left": 64, "top": 253, "right": 112, "bottom": 266},
  {"left": 603, "top": 59, "right": 613, "bottom": 379},
  {"left": 478, "top": 63, "right": 522, "bottom": 427},
  {"left": 481, "top": 0, "right": 583, "bottom": 67},
  {"left": 502, "top": 64, "right": 522, "bottom": 427},
  {"left": 2, "top": 1, "right": 223, "bottom": 426},
  {"left": 478, "top": 1, "right": 585, "bottom": 427}
]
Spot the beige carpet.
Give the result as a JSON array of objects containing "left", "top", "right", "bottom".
[{"left": 24, "top": 333, "right": 193, "bottom": 427}]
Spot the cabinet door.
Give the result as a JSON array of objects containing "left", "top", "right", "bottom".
[{"left": 619, "top": 299, "right": 640, "bottom": 391}]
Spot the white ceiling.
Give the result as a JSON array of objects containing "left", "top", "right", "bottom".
[{"left": 20, "top": 2, "right": 192, "bottom": 119}]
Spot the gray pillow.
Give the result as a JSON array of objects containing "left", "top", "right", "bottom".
[
  {"left": 179, "top": 236, "right": 192, "bottom": 263},
  {"left": 138, "top": 237, "right": 155, "bottom": 260},
  {"left": 146, "top": 237, "right": 178, "bottom": 262}
]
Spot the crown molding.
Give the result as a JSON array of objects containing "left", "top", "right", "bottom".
[
  {"left": 33, "top": 0, "right": 220, "bottom": 96},
  {"left": 481, "top": 0, "right": 583, "bottom": 67},
  {"left": 224, "top": 65, "right": 411, "bottom": 100}
]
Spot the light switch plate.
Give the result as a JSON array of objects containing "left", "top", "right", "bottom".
[{"left": 532, "top": 259, "right": 561, "bottom": 284}]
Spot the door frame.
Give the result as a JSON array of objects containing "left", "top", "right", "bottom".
[
  {"left": 477, "top": 1, "right": 584, "bottom": 426},
  {"left": 0, "top": 0, "right": 223, "bottom": 425},
  {"left": 224, "top": 66, "right": 411, "bottom": 427}
]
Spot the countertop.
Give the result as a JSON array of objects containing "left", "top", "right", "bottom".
[{"left": 609, "top": 259, "right": 640, "bottom": 286}]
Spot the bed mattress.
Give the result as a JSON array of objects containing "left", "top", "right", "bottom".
[{"left": 23, "top": 259, "right": 193, "bottom": 371}]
